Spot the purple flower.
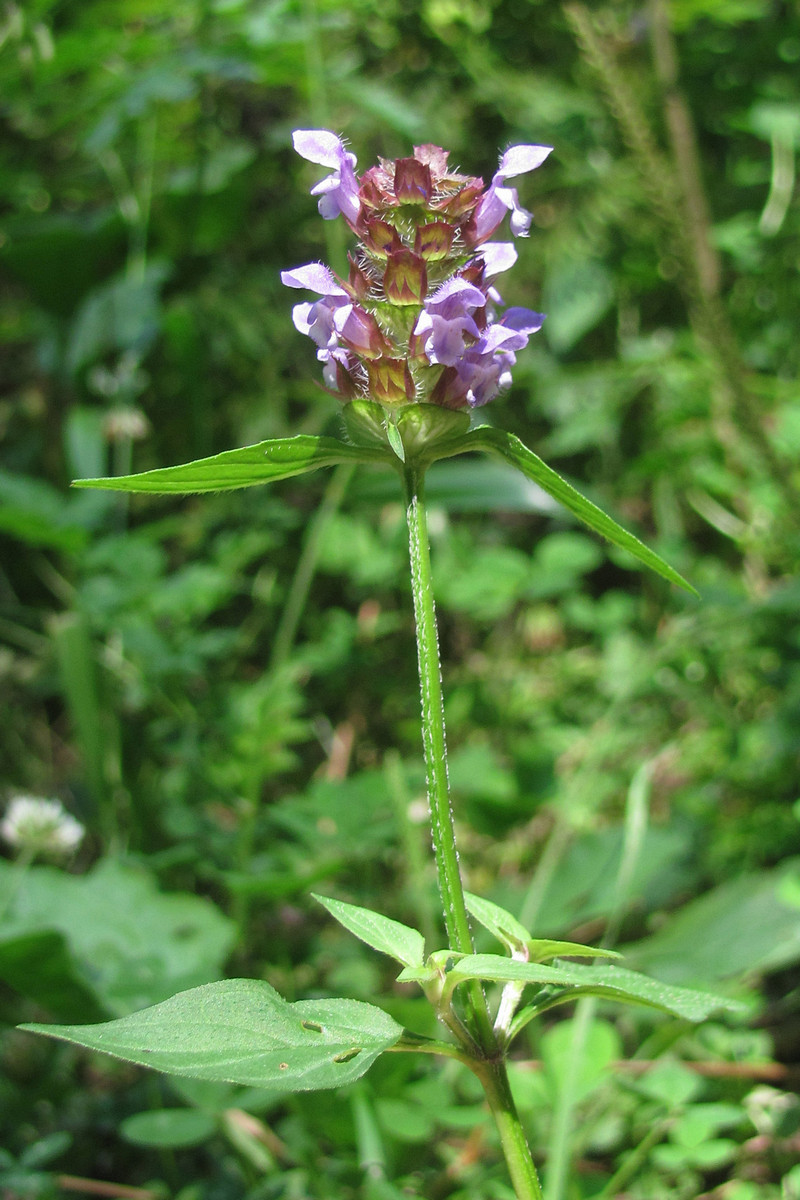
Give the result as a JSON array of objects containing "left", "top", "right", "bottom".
[
  {"left": 456, "top": 307, "right": 546, "bottom": 408},
  {"left": 413, "top": 278, "right": 486, "bottom": 365},
  {"left": 283, "top": 131, "right": 550, "bottom": 410},
  {"left": 281, "top": 262, "right": 349, "bottom": 350},
  {"left": 292, "top": 130, "right": 361, "bottom": 225},
  {"left": 478, "top": 241, "right": 519, "bottom": 279},
  {"left": 471, "top": 143, "right": 553, "bottom": 242}
]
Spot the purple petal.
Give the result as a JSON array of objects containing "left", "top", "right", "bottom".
[
  {"left": 291, "top": 302, "right": 315, "bottom": 336},
  {"left": 292, "top": 130, "right": 356, "bottom": 170},
  {"left": 501, "top": 306, "right": 546, "bottom": 334},
  {"left": 497, "top": 144, "right": 553, "bottom": 178},
  {"left": 415, "top": 311, "right": 481, "bottom": 365},
  {"left": 478, "top": 242, "right": 518, "bottom": 278},
  {"left": 494, "top": 185, "right": 533, "bottom": 238},
  {"left": 291, "top": 129, "right": 360, "bottom": 224},
  {"left": 281, "top": 262, "right": 347, "bottom": 296},
  {"left": 424, "top": 276, "right": 486, "bottom": 316}
]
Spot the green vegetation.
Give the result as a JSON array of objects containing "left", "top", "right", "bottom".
[{"left": 2, "top": 1, "right": 800, "bottom": 1198}]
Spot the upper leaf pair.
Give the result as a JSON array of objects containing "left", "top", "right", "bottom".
[{"left": 73, "top": 401, "right": 695, "bottom": 594}]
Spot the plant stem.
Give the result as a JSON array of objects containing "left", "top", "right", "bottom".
[
  {"left": 402, "top": 467, "right": 486, "bottom": 1012},
  {"left": 476, "top": 1060, "right": 545, "bottom": 1200},
  {"left": 403, "top": 463, "right": 544, "bottom": 1200}
]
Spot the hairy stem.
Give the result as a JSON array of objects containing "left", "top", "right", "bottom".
[
  {"left": 403, "top": 466, "right": 489, "bottom": 1032},
  {"left": 403, "top": 463, "right": 543, "bottom": 1200}
]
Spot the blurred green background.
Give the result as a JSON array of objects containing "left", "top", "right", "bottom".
[{"left": 2, "top": 1, "right": 800, "bottom": 1198}]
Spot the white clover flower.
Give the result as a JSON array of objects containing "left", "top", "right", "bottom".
[{"left": 1, "top": 795, "right": 84, "bottom": 857}]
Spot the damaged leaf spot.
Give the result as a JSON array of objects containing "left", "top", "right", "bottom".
[{"left": 332, "top": 1047, "right": 362, "bottom": 1064}]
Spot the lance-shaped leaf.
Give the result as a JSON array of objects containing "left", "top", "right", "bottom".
[
  {"left": 446, "top": 955, "right": 742, "bottom": 1022},
  {"left": 20, "top": 979, "right": 402, "bottom": 1092},
  {"left": 458, "top": 427, "right": 696, "bottom": 594},
  {"left": 71, "top": 437, "right": 387, "bottom": 495},
  {"left": 464, "top": 893, "right": 620, "bottom": 963},
  {"left": 464, "top": 893, "right": 531, "bottom": 955},
  {"left": 313, "top": 894, "right": 425, "bottom": 968}
]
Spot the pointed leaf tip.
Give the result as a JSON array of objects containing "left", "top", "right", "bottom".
[
  {"left": 313, "top": 894, "right": 425, "bottom": 968},
  {"left": 465, "top": 427, "right": 697, "bottom": 595},
  {"left": 71, "top": 437, "right": 386, "bottom": 495}
]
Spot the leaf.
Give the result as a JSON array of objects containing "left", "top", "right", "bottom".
[
  {"left": 625, "top": 863, "right": 800, "bottom": 983},
  {"left": 0, "top": 857, "right": 235, "bottom": 1015},
  {"left": 21, "top": 979, "right": 403, "bottom": 1092},
  {"left": 464, "top": 893, "right": 620, "bottom": 963},
  {"left": 0, "top": 928, "right": 106, "bottom": 1022},
  {"left": 0, "top": 468, "right": 88, "bottom": 552},
  {"left": 464, "top": 892, "right": 532, "bottom": 954},
  {"left": 526, "top": 940, "right": 621, "bottom": 964},
  {"left": 72, "top": 436, "right": 386, "bottom": 495},
  {"left": 542, "top": 259, "right": 615, "bottom": 353},
  {"left": 120, "top": 1109, "right": 217, "bottom": 1149},
  {"left": 396, "top": 404, "right": 470, "bottom": 460},
  {"left": 461, "top": 427, "right": 696, "bottom": 594},
  {"left": 313, "top": 895, "right": 425, "bottom": 968},
  {"left": 386, "top": 420, "right": 406, "bottom": 462},
  {"left": 447, "top": 955, "right": 742, "bottom": 1021}
]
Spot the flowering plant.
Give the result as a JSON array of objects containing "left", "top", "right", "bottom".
[
  {"left": 22, "top": 132, "right": 735, "bottom": 1200},
  {"left": 1, "top": 795, "right": 84, "bottom": 859}
]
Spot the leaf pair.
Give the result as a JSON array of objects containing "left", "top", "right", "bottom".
[
  {"left": 72, "top": 402, "right": 695, "bottom": 594},
  {"left": 21, "top": 893, "right": 742, "bottom": 1093},
  {"left": 313, "top": 893, "right": 741, "bottom": 1032}
]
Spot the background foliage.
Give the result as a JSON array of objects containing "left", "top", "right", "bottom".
[{"left": 2, "top": 1, "right": 800, "bottom": 1197}]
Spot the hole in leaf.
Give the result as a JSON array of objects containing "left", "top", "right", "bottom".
[
  {"left": 332, "top": 1047, "right": 361, "bottom": 1064},
  {"left": 279, "top": 1062, "right": 289, "bottom": 1070}
]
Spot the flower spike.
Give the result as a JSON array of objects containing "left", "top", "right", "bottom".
[{"left": 284, "top": 131, "right": 551, "bottom": 411}]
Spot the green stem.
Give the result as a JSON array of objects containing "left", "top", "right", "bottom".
[
  {"left": 403, "top": 463, "right": 543, "bottom": 1200},
  {"left": 476, "top": 1060, "right": 545, "bottom": 1200},
  {"left": 403, "top": 468, "right": 484, "bottom": 986}
]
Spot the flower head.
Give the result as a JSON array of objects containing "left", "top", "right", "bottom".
[
  {"left": 1, "top": 795, "right": 84, "bottom": 857},
  {"left": 284, "top": 131, "right": 551, "bottom": 410}
]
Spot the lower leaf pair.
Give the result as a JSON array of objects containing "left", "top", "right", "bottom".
[{"left": 21, "top": 893, "right": 742, "bottom": 1092}]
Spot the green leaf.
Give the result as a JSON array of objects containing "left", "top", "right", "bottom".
[
  {"left": 464, "top": 892, "right": 620, "bottom": 962},
  {"left": 0, "top": 929, "right": 106, "bottom": 1023},
  {"left": 464, "top": 892, "right": 532, "bottom": 954},
  {"left": 342, "top": 402, "right": 471, "bottom": 466},
  {"left": 21, "top": 979, "right": 403, "bottom": 1091},
  {"left": 386, "top": 420, "right": 406, "bottom": 462},
  {"left": 72, "top": 436, "right": 385, "bottom": 495},
  {"left": 526, "top": 940, "right": 621, "bottom": 964},
  {"left": 120, "top": 1109, "right": 217, "bottom": 1149},
  {"left": 0, "top": 857, "right": 235, "bottom": 1015},
  {"left": 313, "top": 895, "right": 425, "bottom": 968},
  {"left": 396, "top": 404, "right": 470, "bottom": 460},
  {"left": 461, "top": 427, "right": 696, "bottom": 594},
  {"left": 625, "top": 863, "right": 800, "bottom": 983},
  {"left": 447, "top": 955, "right": 741, "bottom": 1021}
]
